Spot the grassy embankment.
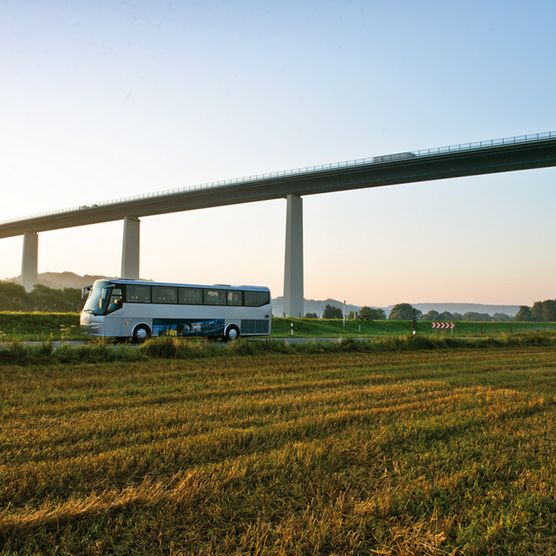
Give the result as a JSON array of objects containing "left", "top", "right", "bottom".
[
  {"left": 1, "top": 347, "right": 555, "bottom": 554},
  {"left": 272, "top": 317, "right": 556, "bottom": 337},
  {"left": 0, "top": 312, "right": 79, "bottom": 340},
  {"left": 2, "top": 312, "right": 556, "bottom": 341}
]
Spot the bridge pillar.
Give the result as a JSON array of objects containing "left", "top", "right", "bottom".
[
  {"left": 283, "top": 194, "right": 304, "bottom": 317},
  {"left": 121, "top": 217, "right": 140, "bottom": 279},
  {"left": 21, "top": 232, "right": 39, "bottom": 292}
]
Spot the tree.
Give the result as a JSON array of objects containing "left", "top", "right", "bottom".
[
  {"left": 452, "top": 313, "right": 464, "bottom": 321},
  {"left": 28, "top": 285, "right": 83, "bottom": 312},
  {"left": 492, "top": 312, "right": 512, "bottom": 322},
  {"left": 542, "top": 300, "right": 556, "bottom": 322},
  {"left": 514, "top": 306, "right": 532, "bottom": 322},
  {"left": 422, "top": 310, "right": 440, "bottom": 321},
  {"left": 531, "top": 301, "right": 543, "bottom": 322},
  {"left": 389, "top": 303, "right": 421, "bottom": 321},
  {"left": 0, "top": 283, "right": 27, "bottom": 311},
  {"left": 463, "top": 312, "right": 492, "bottom": 322},
  {"left": 359, "top": 306, "right": 386, "bottom": 321},
  {"left": 438, "top": 311, "right": 454, "bottom": 321},
  {"left": 304, "top": 312, "right": 318, "bottom": 319},
  {"left": 322, "top": 304, "right": 343, "bottom": 319},
  {"left": 0, "top": 282, "right": 83, "bottom": 312}
]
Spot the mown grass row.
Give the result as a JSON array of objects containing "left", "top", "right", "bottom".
[
  {"left": 0, "top": 348, "right": 555, "bottom": 553},
  {"left": 2, "top": 332, "right": 556, "bottom": 365}
]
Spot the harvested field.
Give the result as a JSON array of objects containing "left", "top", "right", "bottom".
[{"left": 1, "top": 348, "right": 555, "bottom": 554}]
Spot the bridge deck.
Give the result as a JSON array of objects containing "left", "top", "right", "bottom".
[{"left": 1, "top": 131, "right": 556, "bottom": 238}]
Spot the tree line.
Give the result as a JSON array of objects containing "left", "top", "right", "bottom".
[
  {"left": 514, "top": 299, "right": 556, "bottom": 322},
  {"left": 312, "top": 303, "right": 515, "bottom": 321},
  {"left": 0, "top": 283, "right": 83, "bottom": 312},
  {"left": 3, "top": 282, "right": 553, "bottom": 322}
]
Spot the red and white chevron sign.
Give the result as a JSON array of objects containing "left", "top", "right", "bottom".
[{"left": 431, "top": 322, "right": 455, "bottom": 329}]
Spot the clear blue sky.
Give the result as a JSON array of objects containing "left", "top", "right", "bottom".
[{"left": 1, "top": 0, "right": 555, "bottom": 305}]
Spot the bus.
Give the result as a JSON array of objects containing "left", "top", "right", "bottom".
[{"left": 80, "top": 279, "right": 272, "bottom": 342}]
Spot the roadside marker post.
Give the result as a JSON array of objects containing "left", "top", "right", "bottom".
[
  {"left": 290, "top": 322, "right": 294, "bottom": 336},
  {"left": 343, "top": 300, "right": 346, "bottom": 327},
  {"left": 431, "top": 322, "right": 456, "bottom": 330}
]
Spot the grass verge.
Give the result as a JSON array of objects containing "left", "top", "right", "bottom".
[
  {"left": 2, "top": 333, "right": 556, "bottom": 365},
  {"left": 4, "top": 313, "right": 556, "bottom": 341}
]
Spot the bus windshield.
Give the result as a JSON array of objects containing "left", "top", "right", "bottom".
[{"left": 82, "top": 281, "right": 111, "bottom": 315}]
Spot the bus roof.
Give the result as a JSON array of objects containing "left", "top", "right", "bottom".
[{"left": 94, "top": 278, "right": 270, "bottom": 292}]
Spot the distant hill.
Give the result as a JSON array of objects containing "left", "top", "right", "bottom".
[
  {"left": 273, "top": 297, "right": 519, "bottom": 318},
  {"left": 272, "top": 297, "right": 362, "bottom": 317},
  {"left": 5, "top": 271, "right": 112, "bottom": 290},
  {"left": 407, "top": 303, "right": 520, "bottom": 317}
]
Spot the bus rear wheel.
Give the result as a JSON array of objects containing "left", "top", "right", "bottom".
[
  {"left": 224, "top": 325, "right": 240, "bottom": 342},
  {"left": 132, "top": 324, "right": 151, "bottom": 343}
]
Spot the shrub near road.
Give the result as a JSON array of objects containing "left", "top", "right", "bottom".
[{"left": 1, "top": 348, "right": 555, "bottom": 554}]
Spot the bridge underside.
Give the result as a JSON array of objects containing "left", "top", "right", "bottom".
[
  {"left": 4, "top": 134, "right": 556, "bottom": 313},
  {"left": 1, "top": 138, "right": 556, "bottom": 238}
]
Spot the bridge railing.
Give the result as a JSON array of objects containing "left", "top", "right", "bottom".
[{"left": 1, "top": 130, "right": 555, "bottom": 226}]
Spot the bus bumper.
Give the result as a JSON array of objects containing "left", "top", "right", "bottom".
[
  {"left": 80, "top": 314, "right": 105, "bottom": 336},
  {"left": 81, "top": 324, "right": 104, "bottom": 336}
]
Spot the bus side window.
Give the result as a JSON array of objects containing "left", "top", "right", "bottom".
[
  {"left": 152, "top": 286, "right": 178, "bottom": 304},
  {"left": 204, "top": 289, "right": 226, "bottom": 305},
  {"left": 126, "top": 285, "right": 151, "bottom": 303},
  {"left": 227, "top": 290, "right": 243, "bottom": 306},
  {"left": 244, "top": 291, "right": 270, "bottom": 307},
  {"left": 179, "top": 287, "right": 203, "bottom": 305}
]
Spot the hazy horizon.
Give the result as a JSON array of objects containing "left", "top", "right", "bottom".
[
  {"left": 1, "top": 1, "right": 555, "bottom": 306},
  {"left": 0, "top": 270, "right": 532, "bottom": 309}
]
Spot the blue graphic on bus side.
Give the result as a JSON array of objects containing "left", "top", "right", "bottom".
[{"left": 152, "top": 318, "right": 225, "bottom": 337}]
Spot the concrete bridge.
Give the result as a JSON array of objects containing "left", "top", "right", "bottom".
[{"left": 2, "top": 130, "right": 556, "bottom": 315}]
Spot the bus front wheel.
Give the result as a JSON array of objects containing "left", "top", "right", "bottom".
[
  {"left": 132, "top": 324, "right": 151, "bottom": 343},
  {"left": 224, "top": 325, "right": 240, "bottom": 342}
]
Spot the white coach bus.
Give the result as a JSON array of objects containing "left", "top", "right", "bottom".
[{"left": 80, "top": 279, "right": 272, "bottom": 342}]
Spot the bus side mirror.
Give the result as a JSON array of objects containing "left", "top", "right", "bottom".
[{"left": 82, "top": 286, "right": 92, "bottom": 299}]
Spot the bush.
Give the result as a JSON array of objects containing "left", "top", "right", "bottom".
[
  {"left": 224, "top": 339, "right": 264, "bottom": 356},
  {"left": 140, "top": 336, "right": 180, "bottom": 358}
]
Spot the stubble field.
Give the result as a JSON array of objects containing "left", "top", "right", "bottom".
[{"left": 1, "top": 348, "right": 555, "bottom": 554}]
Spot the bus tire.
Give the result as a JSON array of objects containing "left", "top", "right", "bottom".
[
  {"left": 132, "top": 324, "right": 151, "bottom": 343},
  {"left": 224, "top": 325, "right": 240, "bottom": 342}
]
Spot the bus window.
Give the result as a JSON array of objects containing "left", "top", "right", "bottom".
[
  {"left": 244, "top": 291, "right": 270, "bottom": 307},
  {"left": 204, "top": 289, "right": 226, "bottom": 305},
  {"left": 179, "top": 287, "right": 203, "bottom": 305},
  {"left": 152, "top": 286, "right": 178, "bottom": 304},
  {"left": 227, "top": 290, "right": 243, "bottom": 306},
  {"left": 107, "top": 288, "right": 123, "bottom": 314},
  {"left": 126, "top": 285, "right": 151, "bottom": 303}
]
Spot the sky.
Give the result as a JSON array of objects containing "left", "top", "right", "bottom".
[{"left": 1, "top": 0, "right": 556, "bottom": 306}]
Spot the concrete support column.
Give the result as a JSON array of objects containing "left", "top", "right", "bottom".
[
  {"left": 283, "top": 194, "right": 304, "bottom": 317},
  {"left": 121, "top": 217, "right": 140, "bottom": 279},
  {"left": 21, "top": 232, "right": 39, "bottom": 292}
]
